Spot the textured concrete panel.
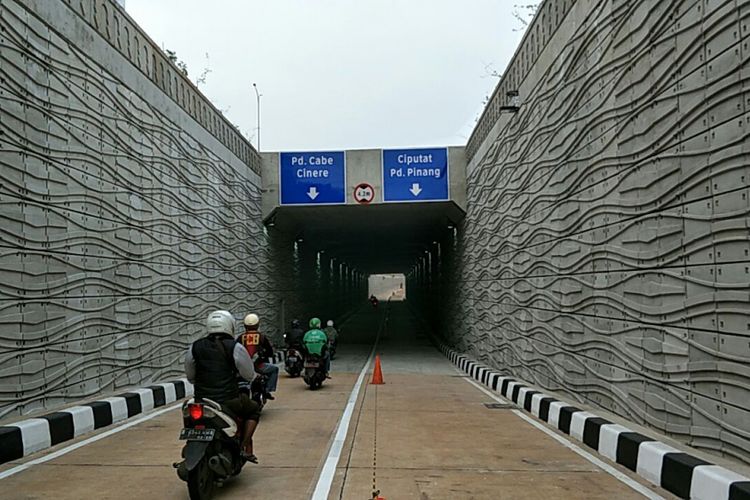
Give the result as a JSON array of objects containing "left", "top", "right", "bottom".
[
  {"left": 0, "top": 0, "right": 294, "bottom": 419},
  {"left": 425, "top": 0, "right": 750, "bottom": 466}
]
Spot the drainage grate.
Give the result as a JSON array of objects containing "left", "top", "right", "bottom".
[{"left": 484, "top": 403, "right": 515, "bottom": 410}]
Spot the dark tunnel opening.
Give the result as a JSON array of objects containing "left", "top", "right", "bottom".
[{"left": 264, "top": 202, "right": 462, "bottom": 343}]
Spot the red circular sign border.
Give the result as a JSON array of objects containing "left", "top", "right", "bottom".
[{"left": 353, "top": 183, "right": 375, "bottom": 204}]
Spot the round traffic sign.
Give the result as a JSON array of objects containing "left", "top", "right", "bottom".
[{"left": 354, "top": 183, "right": 375, "bottom": 204}]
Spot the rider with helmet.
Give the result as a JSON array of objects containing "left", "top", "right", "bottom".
[
  {"left": 184, "top": 310, "right": 261, "bottom": 463},
  {"left": 285, "top": 319, "right": 305, "bottom": 348},
  {"left": 303, "top": 317, "right": 331, "bottom": 376},
  {"left": 237, "top": 313, "right": 279, "bottom": 400},
  {"left": 323, "top": 320, "right": 338, "bottom": 344},
  {"left": 324, "top": 319, "right": 338, "bottom": 358}
]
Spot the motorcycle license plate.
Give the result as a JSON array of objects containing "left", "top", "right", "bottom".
[
  {"left": 179, "top": 428, "right": 216, "bottom": 441},
  {"left": 287, "top": 356, "right": 297, "bottom": 362},
  {"left": 304, "top": 361, "right": 319, "bottom": 368}
]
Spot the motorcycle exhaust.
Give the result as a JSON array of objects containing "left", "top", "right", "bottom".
[
  {"left": 208, "top": 453, "right": 233, "bottom": 476},
  {"left": 173, "top": 461, "right": 189, "bottom": 481}
]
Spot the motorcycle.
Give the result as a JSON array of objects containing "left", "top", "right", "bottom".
[
  {"left": 327, "top": 339, "right": 337, "bottom": 360},
  {"left": 240, "top": 371, "right": 269, "bottom": 409},
  {"left": 284, "top": 346, "right": 304, "bottom": 377},
  {"left": 174, "top": 398, "right": 246, "bottom": 500},
  {"left": 303, "top": 353, "right": 327, "bottom": 390}
]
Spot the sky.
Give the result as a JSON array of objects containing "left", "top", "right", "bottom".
[{"left": 125, "top": 1, "right": 530, "bottom": 151}]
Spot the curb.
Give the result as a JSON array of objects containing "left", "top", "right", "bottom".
[
  {"left": 440, "top": 345, "right": 750, "bottom": 500},
  {"left": 0, "top": 352, "right": 287, "bottom": 467},
  {"left": 0, "top": 378, "right": 194, "bottom": 466}
]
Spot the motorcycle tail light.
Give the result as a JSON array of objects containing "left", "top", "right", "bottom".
[{"left": 188, "top": 403, "right": 204, "bottom": 421}]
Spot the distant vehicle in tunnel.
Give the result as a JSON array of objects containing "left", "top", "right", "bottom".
[
  {"left": 327, "top": 338, "right": 337, "bottom": 360},
  {"left": 283, "top": 344, "right": 304, "bottom": 377},
  {"left": 324, "top": 320, "right": 338, "bottom": 360},
  {"left": 302, "top": 353, "right": 328, "bottom": 389},
  {"left": 283, "top": 319, "right": 306, "bottom": 377},
  {"left": 370, "top": 295, "right": 379, "bottom": 309},
  {"left": 303, "top": 318, "right": 330, "bottom": 389}
]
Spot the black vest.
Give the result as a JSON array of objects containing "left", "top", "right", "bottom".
[{"left": 192, "top": 334, "right": 239, "bottom": 402}]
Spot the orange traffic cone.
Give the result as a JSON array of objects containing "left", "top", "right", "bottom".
[{"left": 371, "top": 355, "right": 384, "bottom": 385}]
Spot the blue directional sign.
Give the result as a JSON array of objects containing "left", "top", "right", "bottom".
[
  {"left": 279, "top": 151, "right": 346, "bottom": 205},
  {"left": 382, "top": 147, "right": 449, "bottom": 202}
]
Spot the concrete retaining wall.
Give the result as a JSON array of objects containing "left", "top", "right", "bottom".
[
  {"left": 442, "top": 0, "right": 750, "bottom": 465},
  {"left": 0, "top": 0, "right": 277, "bottom": 419}
]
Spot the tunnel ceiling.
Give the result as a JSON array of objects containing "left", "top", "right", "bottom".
[{"left": 267, "top": 202, "right": 464, "bottom": 274}]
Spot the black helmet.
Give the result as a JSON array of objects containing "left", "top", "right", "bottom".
[{"left": 291, "top": 319, "right": 300, "bottom": 328}]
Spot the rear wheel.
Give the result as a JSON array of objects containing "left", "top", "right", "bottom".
[
  {"left": 187, "top": 457, "right": 215, "bottom": 500},
  {"left": 311, "top": 376, "right": 324, "bottom": 390}
]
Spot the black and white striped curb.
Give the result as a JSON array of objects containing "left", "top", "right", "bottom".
[
  {"left": 440, "top": 345, "right": 750, "bottom": 500},
  {"left": 0, "top": 349, "right": 288, "bottom": 468},
  {"left": 0, "top": 379, "right": 194, "bottom": 466}
]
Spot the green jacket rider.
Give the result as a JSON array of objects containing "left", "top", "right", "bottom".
[
  {"left": 303, "top": 317, "right": 331, "bottom": 375},
  {"left": 303, "top": 317, "right": 328, "bottom": 355}
]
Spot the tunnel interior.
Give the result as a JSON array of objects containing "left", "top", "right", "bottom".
[{"left": 265, "top": 202, "right": 462, "bottom": 340}]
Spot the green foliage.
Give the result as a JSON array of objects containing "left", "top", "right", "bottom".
[{"left": 164, "top": 48, "right": 188, "bottom": 76}]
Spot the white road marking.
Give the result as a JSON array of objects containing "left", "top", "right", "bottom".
[
  {"left": 311, "top": 343, "right": 378, "bottom": 500},
  {"left": 462, "top": 377, "right": 665, "bottom": 500},
  {"left": 0, "top": 403, "right": 182, "bottom": 481}
]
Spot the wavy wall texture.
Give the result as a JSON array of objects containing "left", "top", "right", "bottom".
[
  {"left": 434, "top": 0, "right": 750, "bottom": 465},
  {"left": 0, "top": 0, "right": 284, "bottom": 419}
]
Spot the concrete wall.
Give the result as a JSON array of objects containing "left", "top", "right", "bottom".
[
  {"left": 0, "top": 0, "right": 279, "bottom": 419},
  {"left": 439, "top": 0, "right": 750, "bottom": 465}
]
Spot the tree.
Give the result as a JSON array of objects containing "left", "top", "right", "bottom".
[
  {"left": 196, "top": 52, "right": 212, "bottom": 88},
  {"left": 164, "top": 49, "right": 188, "bottom": 76},
  {"left": 512, "top": 3, "right": 540, "bottom": 31}
]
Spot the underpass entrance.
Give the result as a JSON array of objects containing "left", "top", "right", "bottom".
[{"left": 259, "top": 146, "right": 466, "bottom": 329}]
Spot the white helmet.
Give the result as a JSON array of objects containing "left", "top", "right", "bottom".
[
  {"left": 244, "top": 313, "right": 260, "bottom": 327},
  {"left": 327, "top": 320, "right": 334, "bottom": 327},
  {"left": 206, "top": 310, "right": 235, "bottom": 336}
]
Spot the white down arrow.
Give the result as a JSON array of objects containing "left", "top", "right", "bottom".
[{"left": 409, "top": 183, "right": 422, "bottom": 196}]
